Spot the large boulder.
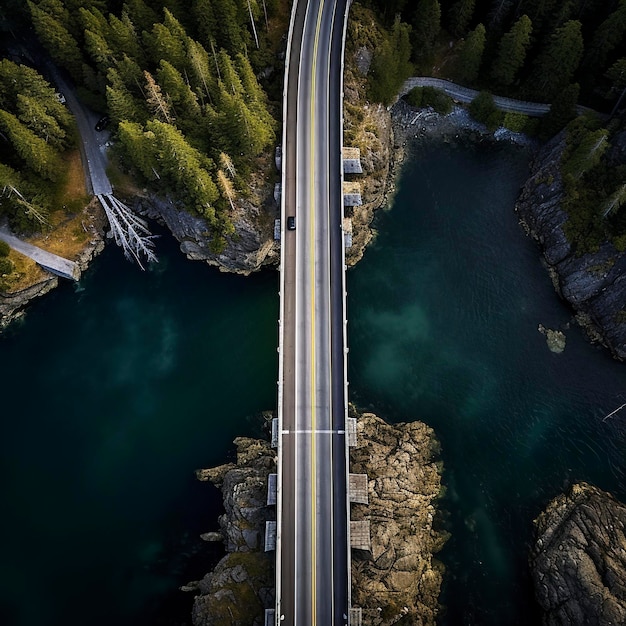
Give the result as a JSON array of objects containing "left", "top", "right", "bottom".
[{"left": 530, "top": 482, "right": 626, "bottom": 625}]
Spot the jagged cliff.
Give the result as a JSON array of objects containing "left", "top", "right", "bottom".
[
  {"left": 516, "top": 130, "right": 626, "bottom": 360},
  {"left": 530, "top": 482, "right": 626, "bottom": 625},
  {"left": 187, "top": 412, "right": 445, "bottom": 626}
]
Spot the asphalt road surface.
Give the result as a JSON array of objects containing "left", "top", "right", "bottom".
[
  {"left": 43, "top": 62, "right": 112, "bottom": 196},
  {"left": 276, "top": 0, "right": 351, "bottom": 624}
]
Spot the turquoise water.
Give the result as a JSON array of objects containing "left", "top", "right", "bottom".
[
  {"left": 0, "top": 236, "right": 279, "bottom": 626},
  {"left": 1, "top": 135, "right": 625, "bottom": 625},
  {"left": 347, "top": 136, "right": 626, "bottom": 624}
]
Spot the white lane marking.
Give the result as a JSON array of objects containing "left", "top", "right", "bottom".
[{"left": 282, "top": 429, "right": 345, "bottom": 435}]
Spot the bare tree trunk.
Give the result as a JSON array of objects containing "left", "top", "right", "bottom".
[
  {"left": 98, "top": 194, "right": 157, "bottom": 269},
  {"left": 262, "top": 0, "right": 269, "bottom": 32},
  {"left": 247, "top": 0, "right": 260, "bottom": 49}
]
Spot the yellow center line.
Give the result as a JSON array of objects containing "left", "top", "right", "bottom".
[{"left": 309, "top": 0, "right": 326, "bottom": 623}]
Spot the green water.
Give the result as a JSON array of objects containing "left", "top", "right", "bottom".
[
  {"left": 348, "top": 136, "right": 626, "bottom": 624},
  {"left": 1, "top": 135, "right": 625, "bottom": 625},
  {"left": 0, "top": 238, "right": 279, "bottom": 626}
]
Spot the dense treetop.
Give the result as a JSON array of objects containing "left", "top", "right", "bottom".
[
  {"left": 3, "top": 0, "right": 281, "bottom": 249},
  {"left": 359, "top": 0, "right": 626, "bottom": 112}
]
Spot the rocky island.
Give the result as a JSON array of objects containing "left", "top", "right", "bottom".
[
  {"left": 187, "top": 411, "right": 446, "bottom": 626},
  {"left": 530, "top": 482, "right": 626, "bottom": 625}
]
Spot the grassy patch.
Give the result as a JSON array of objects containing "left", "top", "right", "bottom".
[
  {"left": 3, "top": 249, "right": 48, "bottom": 293},
  {"left": 28, "top": 197, "right": 103, "bottom": 261}
]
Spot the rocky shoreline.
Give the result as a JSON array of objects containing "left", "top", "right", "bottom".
[
  {"left": 187, "top": 411, "right": 446, "bottom": 626},
  {"left": 0, "top": 197, "right": 106, "bottom": 330},
  {"left": 516, "top": 130, "right": 626, "bottom": 360}
]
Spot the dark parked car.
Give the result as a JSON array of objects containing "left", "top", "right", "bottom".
[
  {"left": 95, "top": 116, "right": 110, "bottom": 131},
  {"left": 287, "top": 216, "right": 296, "bottom": 230}
]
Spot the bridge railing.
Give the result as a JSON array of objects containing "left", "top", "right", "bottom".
[{"left": 273, "top": 0, "right": 300, "bottom": 620}]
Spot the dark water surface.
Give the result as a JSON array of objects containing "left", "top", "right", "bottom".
[
  {"left": 0, "top": 236, "right": 279, "bottom": 626},
  {"left": 1, "top": 135, "right": 625, "bottom": 626},
  {"left": 348, "top": 136, "right": 626, "bottom": 624}
]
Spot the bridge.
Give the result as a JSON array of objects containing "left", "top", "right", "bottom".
[{"left": 271, "top": 0, "right": 356, "bottom": 623}]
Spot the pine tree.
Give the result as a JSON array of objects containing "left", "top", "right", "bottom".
[
  {"left": 16, "top": 94, "right": 67, "bottom": 149},
  {"left": 212, "top": 0, "right": 246, "bottom": 52},
  {"left": 490, "top": 14, "right": 533, "bottom": 87},
  {"left": 114, "top": 55, "right": 145, "bottom": 96},
  {"left": 117, "top": 120, "right": 157, "bottom": 180},
  {"left": 146, "top": 119, "right": 220, "bottom": 215},
  {"left": 583, "top": 0, "right": 626, "bottom": 74},
  {"left": 217, "top": 169, "right": 236, "bottom": 210},
  {"left": 108, "top": 12, "right": 145, "bottom": 65},
  {"left": 84, "top": 29, "right": 114, "bottom": 72},
  {"left": 562, "top": 126, "right": 609, "bottom": 178},
  {"left": 601, "top": 184, "right": 626, "bottom": 218},
  {"left": 144, "top": 71, "right": 174, "bottom": 123},
  {"left": 411, "top": 0, "right": 441, "bottom": 61},
  {"left": 526, "top": 20, "right": 584, "bottom": 101},
  {"left": 0, "top": 109, "right": 61, "bottom": 181},
  {"left": 539, "top": 83, "right": 580, "bottom": 139},
  {"left": 369, "top": 17, "right": 413, "bottom": 105},
  {"left": 78, "top": 6, "right": 109, "bottom": 38},
  {"left": 187, "top": 39, "right": 217, "bottom": 104},
  {"left": 0, "top": 59, "right": 71, "bottom": 131},
  {"left": 234, "top": 52, "right": 276, "bottom": 142},
  {"left": 454, "top": 23, "right": 485, "bottom": 84},
  {"left": 156, "top": 60, "right": 200, "bottom": 119},
  {"left": 123, "top": 0, "right": 159, "bottom": 32},
  {"left": 106, "top": 70, "right": 146, "bottom": 124},
  {"left": 28, "top": 1, "right": 84, "bottom": 79},
  {"left": 192, "top": 0, "right": 218, "bottom": 48},
  {"left": 217, "top": 49, "right": 244, "bottom": 97},
  {"left": 144, "top": 17, "right": 187, "bottom": 73},
  {"left": 448, "top": 0, "right": 475, "bottom": 37}
]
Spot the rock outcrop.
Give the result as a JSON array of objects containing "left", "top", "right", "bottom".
[
  {"left": 342, "top": 46, "right": 394, "bottom": 267},
  {"left": 188, "top": 411, "right": 445, "bottom": 626},
  {"left": 0, "top": 275, "right": 58, "bottom": 329},
  {"left": 190, "top": 436, "right": 276, "bottom": 626},
  {"left": 137, "top": 190, "right": 279, "bottom": 276},
  {"left": 530, "top": 482, "right": 626, "bottom": 625},
  {"left": 351, "top": 412, "right": 447, "bottom": 626},
  {"left": 516, "top": 131, "right": 626, "bottom": 360}
]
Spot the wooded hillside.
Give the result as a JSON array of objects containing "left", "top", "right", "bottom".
[
  {"left": 2, "top": 0, "right": 281, "bottom": 251},
  {"left": 360, "top": 0, "right": 626, "bottom": 113}
]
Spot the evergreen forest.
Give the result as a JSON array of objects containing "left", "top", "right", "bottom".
[{"left": 1, "top": 0, "right": 281, "bottom": 249}]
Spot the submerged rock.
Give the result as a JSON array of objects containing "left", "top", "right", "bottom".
[
  {"left": 538, "top": 324, "right": 566, "bottom": 353},
  {"left": 530, "top": 482, "right": 626, "bottom": 625}
]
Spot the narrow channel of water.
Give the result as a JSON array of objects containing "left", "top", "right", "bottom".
[{"left": 347, "top": 135, "right": 626, "bottom": 625}]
